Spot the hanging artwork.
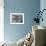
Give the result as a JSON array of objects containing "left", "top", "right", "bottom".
[{"left": 10, "top": 13, "right": 24, "bottom": 24}]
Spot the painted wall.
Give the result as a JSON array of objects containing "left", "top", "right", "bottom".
[
  {"left": 4, "top": 0, "right": 40, "bottom": 42},
  {"left": 40, "top": 0, "right": 46, "bottom": 27},
  {"left": 40, "top": 0, "right": 46, "bottom": 45},
  {"left": 0, "top": 0, "right": 4, "bottom": 42}
]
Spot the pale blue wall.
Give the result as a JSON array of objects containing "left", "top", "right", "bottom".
[
  {"left": 4, "top": 0, "right": 40, "bottom": 42},
  {"left": 40, "top": 0, "right": 46, "bottom": 44},
  {"left": 40, "top": 0, "right": 46, "bottom": 27}
]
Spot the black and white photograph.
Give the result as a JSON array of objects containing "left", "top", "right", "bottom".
[{"left": 10, "top": 13, "right": 24, "bottom": 24}]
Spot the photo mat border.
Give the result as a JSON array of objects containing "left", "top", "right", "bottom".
[{"left": 10, "top": 13, "right": 24, "bottom": 24}]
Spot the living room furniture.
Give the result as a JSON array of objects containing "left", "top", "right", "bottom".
[{"left": 31, "top": 25, "right": 46, "bottom": 46}]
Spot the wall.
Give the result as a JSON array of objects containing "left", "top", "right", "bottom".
[
  {"left": 4, "top": 0, "right": 40, "bottom": 42},
  {"left": 40, "top": 0, "right": 46, "bottom": 27},
  {"left": 40, "top": 0, "right": 46, "bottom": 45},
  {"left": 0, "top": 0, "right": 4, "bottom": 42}
]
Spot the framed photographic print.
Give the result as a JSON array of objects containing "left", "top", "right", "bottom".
[{"left": 10, "top": 13, "right": 24, "bottom": 24}]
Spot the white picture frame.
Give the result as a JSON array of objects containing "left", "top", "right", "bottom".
[{"left": 10, "top": 13, "right": 24, "bottom": 24}]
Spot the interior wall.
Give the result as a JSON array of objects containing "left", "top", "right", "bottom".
[
  {"left": 0, "top": 0, "right": 4, "bottom": 42},
  {"left": 40, "top": 0, "right": 46, "bottom": 45},
  {"left": 4, "top": 0, "right": 40, "bottom": 42},
  {"left": 40, "top": 0, "right": 46, "bottom": 27}
]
